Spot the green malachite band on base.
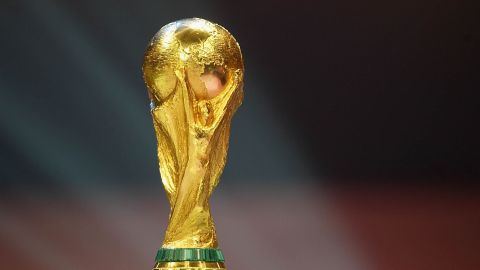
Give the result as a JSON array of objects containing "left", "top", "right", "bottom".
[{"left": 155, "top": 248, "right": 225, "bottom": 262}]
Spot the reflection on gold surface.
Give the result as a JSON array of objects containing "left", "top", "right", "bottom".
[
  {"left": 154, "top": 261, "right": 226, "bottom": 270},
  {"left": 142, "top": 18, "right": 244, "bottom": 249}
]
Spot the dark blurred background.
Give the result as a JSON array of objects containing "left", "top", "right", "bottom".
[{"left": 1, "top": 0, "right": 479, "bottom": 269}]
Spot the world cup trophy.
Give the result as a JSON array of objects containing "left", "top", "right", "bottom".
[{"left": 142, "top": 18, "right": 244, "bottom": 270}]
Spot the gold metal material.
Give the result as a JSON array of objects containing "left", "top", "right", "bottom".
[
  {"left": 143, "top": 18, "right": 243, "bottom": 250},
  {"left": 154, "top": 262, "right": 226, "bottom": 270}
]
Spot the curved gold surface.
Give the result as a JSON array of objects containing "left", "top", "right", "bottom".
[{"left": 143, "top": 18, "right": 244, "bottom": 249}]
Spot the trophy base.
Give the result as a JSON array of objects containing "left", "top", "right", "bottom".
[
  {"left": 153, "top": 248, "right": 226, "bottom": 270},
  {"left": 153, "top": 261, "right": 226, "bottom": 270}
]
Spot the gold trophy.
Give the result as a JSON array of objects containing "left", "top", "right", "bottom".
[{"left": 142, "top": 18, "right": 244, "bottom": 270}]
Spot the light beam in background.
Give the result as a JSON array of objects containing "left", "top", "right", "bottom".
[
  {"left": 0, "top": 85, "right": 110, "bottom": 184},
  {"left": 19, "top": 0, "right": 148, "bottom": 135}
]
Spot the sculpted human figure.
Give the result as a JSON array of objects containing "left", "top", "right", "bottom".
[{"left": 143, "top": 18, "right": 244, "bottom": 254}]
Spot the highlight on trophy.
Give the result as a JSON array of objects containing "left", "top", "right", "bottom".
[{"left": 142, "top": 18, "right": 244, "bottom": 270}]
